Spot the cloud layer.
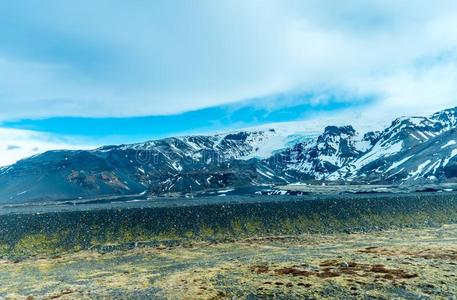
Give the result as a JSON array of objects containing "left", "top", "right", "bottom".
[
  {"left": 1, "top": 1, "right": 457, "bottom": 165},
  {"left": 0, "top": 0, "right": 457, "bottom": 121}
]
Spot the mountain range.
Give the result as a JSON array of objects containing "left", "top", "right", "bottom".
[{"left": 1, "top": 107, "right": 457, "bottom": 203}]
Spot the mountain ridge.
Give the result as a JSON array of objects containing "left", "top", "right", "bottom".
[{"left": 1, "top": 107, "right": 457, "bottom": 203}]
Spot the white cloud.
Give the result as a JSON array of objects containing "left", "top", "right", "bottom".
[
  {"left": 0, "top": 128, "right": 94, "bottom": 166},
  {"left": 0, "top": 1, "right": 456, "bottom": 121}
]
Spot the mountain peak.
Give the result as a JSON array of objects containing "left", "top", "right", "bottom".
[
  {"left": 431, "top": 106, "right": 457, "bottom": 129},
  {"left": 323, "top": 125, "right": 356, "bottom": 137}
]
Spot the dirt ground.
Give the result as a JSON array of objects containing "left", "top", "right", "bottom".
[{"left": 1, "top": 224, "right": 456, "bottom": 299}]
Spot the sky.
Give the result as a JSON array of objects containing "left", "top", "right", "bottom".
[{"left": 1, "top": 0, "right": 457, "bottom": 166}]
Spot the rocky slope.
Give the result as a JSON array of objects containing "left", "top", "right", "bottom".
[
  {"left": 0, "top": 130, "right": 294, "bottom": 202},
  {"left": 1, "top": 107, "right": 457, "bottom": 203}
]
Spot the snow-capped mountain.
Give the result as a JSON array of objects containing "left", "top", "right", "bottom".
[
  {"left": 329, "top": 108, "right": 457, "bottom": 182},
  {"left": 1, "top": 107, "right": 457, "bottom": 203},
  {"left": 276, "top": 107, "right": 457, "bottom": 183},
  {"left": 270, "top": 125, "right": 373, "bottom": 180},
  {"left": 0, "top": 130, "right": 300, "bottom": 202}
]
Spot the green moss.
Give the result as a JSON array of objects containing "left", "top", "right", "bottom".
[
  {"left": 2, "top": 195, "right": 457, "bottom": 257},
  {"left": 199, "top": 225, "right": 215, "bottom": 238},
  {"left": 231, "top": 220, "right": 245, "bottom": 237},
  {"left": 244, "top": 219, "right": 264, "bottom": 235},
  {"left": 13, "top": 233, "right": 62, "bottom": 256},
  {"left": 0, "top": 243, "right": 9, "bottom": 255}
]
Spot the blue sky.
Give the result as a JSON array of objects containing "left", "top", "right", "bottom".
[
  {"left": 1, "top": 0, "right": 457, "bottom": 165},
  {"left": 2, "top": 90, "right": 375, "bottom": 144}
]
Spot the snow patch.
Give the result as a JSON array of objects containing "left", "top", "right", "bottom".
[
  {"left": 409, "top": 160, "right": 431, "bottom": 179},
  {"left": 441, "top": 140, "right": 456, "bottom": 149},
  {"left": 386, "top": 155, "right": 413, "bottom": 173}
]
